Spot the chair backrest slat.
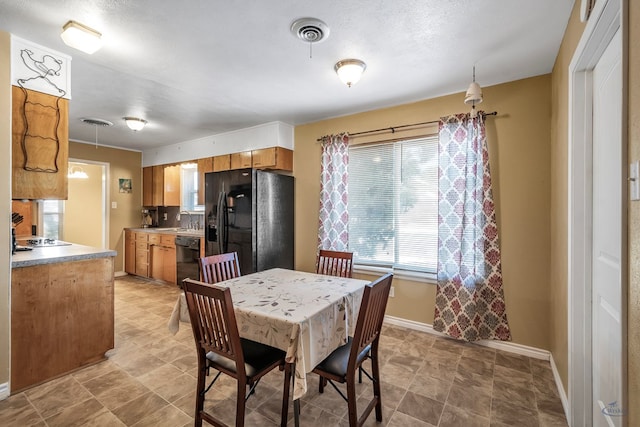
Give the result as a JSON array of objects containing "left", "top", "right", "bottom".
[
  {"left": 183, "top": 278, "right": 246, "bottom": 374},
  {"left": 199, "top": 252, "right": 241, "bottom": 284},
  {"left": 316, "top": 249, "right": 354, "bottom": 278},
  {"left": 349, "top": 273, "right": 393, "bottom": 370}
]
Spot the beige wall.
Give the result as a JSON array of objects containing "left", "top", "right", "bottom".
[
  {"left": 65, "top": 162, "right": 104, "bottom": 248},
  {"left": 1, "top": 31, "right": 12, "bottom": 389},
  {"left": 69, "top": 142, "right": 142, "bottom": 272},
  {"left": 628, "top": 1, "right": 639, "bottom": 424},
  {"left": 294, "top": 74, "right": 553, "bottom": 350}
]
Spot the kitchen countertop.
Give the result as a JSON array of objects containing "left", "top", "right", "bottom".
[{"left": 11, "top": 244, "right": 117, "bottom": 268}]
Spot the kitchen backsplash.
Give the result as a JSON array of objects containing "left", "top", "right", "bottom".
[{"left": 155, "top": 206, "right": 204, "bottom": 229}]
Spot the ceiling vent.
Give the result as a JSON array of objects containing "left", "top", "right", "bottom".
[
  {"left": 80, "top": 117, "right": 113, "bottom": 127},
  {"left": 291, "top": 18, "right": 330, "bottom": 44}
]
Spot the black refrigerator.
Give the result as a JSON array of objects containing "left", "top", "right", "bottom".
[{"left": 205, "top": 169, "right": 294, "bottom": 274}]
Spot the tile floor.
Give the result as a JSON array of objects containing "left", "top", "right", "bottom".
[{"left": 0, "top": 275, "right": 568, "bottom": 426}]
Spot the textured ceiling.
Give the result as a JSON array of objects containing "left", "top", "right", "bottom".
[{"left": 0, "top": 0, "right": 574, "bottom": 151}]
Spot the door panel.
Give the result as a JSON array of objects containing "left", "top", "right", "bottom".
[{"left": 591, "top": 28, "right": 622, "bottom": 427}]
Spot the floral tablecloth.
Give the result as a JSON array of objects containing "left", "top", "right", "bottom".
[{"left": 168, "top": 268, "right": 369, "bottom": 400}]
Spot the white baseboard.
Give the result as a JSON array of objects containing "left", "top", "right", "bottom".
[
  {"left": 383, "top": 315, "right": 550, "bottom": 360},
  {"left": 114, "top": 271, "right": 127, "bottom": 277},
  {"left": 549, "top": 353, "right": 570, "bottom": 422},
  {"left": 0, "top": 382, "right": 9, "bottom": 400}
]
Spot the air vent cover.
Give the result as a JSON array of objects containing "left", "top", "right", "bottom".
[
  {"left": 80, "top": 117, "right": 113, "bottom": 127},
  {"left": 291, "top": 18, "right": 330, "bottom": 43}
]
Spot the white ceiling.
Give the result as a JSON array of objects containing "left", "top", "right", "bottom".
[{"left": 0, "top": 0, "right": 574, "bottom": 151}]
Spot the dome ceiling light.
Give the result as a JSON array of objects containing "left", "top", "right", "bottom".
[
  {"left": 335, "top": 59, "right": 367, "bottom": 88},
  {"left": 123, "top": 117, "right": 148, "bottom": 131}
]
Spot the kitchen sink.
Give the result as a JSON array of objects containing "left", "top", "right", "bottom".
[{"left": 155, "top": 227, "right": 203, "bottom": 235}]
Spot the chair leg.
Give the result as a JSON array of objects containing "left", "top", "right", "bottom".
[
  {"left": 280, "top": 363, "right": 292, "bottom": 427},
  {"left": 318, "top": 376, "right": 326, "bottom": 393},
  {"left": 371, "top": 354, "right": 382, "bottom": 422},
  {"left": 194, "top": 362, "right": 207, "bottom": 427},
  {"left": 236, "top": 379, "right": 246, "bottom": 427},
  {"left": 346, "top": 377, "right": 358, "bottom": 427}
]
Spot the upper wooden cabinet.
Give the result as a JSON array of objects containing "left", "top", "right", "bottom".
[
  {"left": 252, "top": 147, "right": 293, "bottom": 171},
  {"left": 230, "top": 151, "right": 252, "bottom": 169},
  {"left": 213, "top": 154, "right": 231, "bottom": 172},
  {"left": 163, "top": 164, "right": 181, "bottom": 206},
  {"left": 143, "top": 165, "right": 165, "bottom": 206},
  {"left": 197, "top": 157, "right": 213, "bottom": 206},
  {"left": 12, "top": 86, "right": 69, "bottom": 199}
]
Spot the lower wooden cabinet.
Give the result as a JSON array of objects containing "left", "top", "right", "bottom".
[
  {"left": 150, "top": 234, "right": 176, "bottom": 284},
  {"left": 124, "top": 230, "right": 136, "bottom": 274}
]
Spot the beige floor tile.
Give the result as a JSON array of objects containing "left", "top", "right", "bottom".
[
  {"left": 44, "top": 397, "right": 108, "bottom": 427},
  {"left": 0, "top": 393, "right": 44, "bottom": 426},
  {"left": 111, "top": 391, "right": 170, "bottom": 426},
  {"left": 396, "top": 390, "right": 444, "bottom": 426},
  {"left": 24, "top": 376, "right": 94, "bottom": 419}
]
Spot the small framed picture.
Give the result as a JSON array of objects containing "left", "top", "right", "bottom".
[{"left": 119, "top": 178, "right": 132, "bottom": 193}]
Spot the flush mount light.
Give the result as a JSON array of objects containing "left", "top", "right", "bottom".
[
  {"left": 60, "top": 20, "right": 103, "bottom": 54},
  {"left": 68, "top": 165, "right": 89, "bottom": 179},
  {"left": 334, "top": 59, "right": 366, "bottom": 88},
  {"left": 123, "top": 117, "right": 147, "bottom": 131},
  {"left": 464, "top": 66, "right": 483, "bottom": 117}
]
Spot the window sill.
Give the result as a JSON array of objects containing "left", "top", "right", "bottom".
[{"left": 353, "top": 265, "right": 437, "bottom": 285}]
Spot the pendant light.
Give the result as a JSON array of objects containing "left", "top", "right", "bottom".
[{"left": 464, "top": 66, "right": 483, "bottom": 118}]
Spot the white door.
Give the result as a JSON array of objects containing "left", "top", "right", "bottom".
[{"left": 591, "top": 28, "right": 623, "bottom": 427}]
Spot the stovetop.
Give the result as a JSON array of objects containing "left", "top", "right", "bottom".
[{"left": 19, "top": 237, "right": 72, "bottom": 247}]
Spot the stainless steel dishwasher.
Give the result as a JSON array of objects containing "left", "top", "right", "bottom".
[{"left": 175, "top": 235, "right": 201, "bottom": 287}]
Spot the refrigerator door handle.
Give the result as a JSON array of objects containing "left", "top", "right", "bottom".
[{"left": 216, "top": 191, "right": 226, "bottom": 254}]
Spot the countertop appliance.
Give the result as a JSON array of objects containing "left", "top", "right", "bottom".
[
  {"left": 175, "top": 235, "right": 201, "bottom": 286},
  {"left": 205, "top": 169, "right": 294, "bottom": 274}
]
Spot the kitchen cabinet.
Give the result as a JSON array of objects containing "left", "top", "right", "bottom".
[
  {"left": 150, "top": 233, "right": 176, "bottom": 284},
  {"left": 213, "top": 154, "right": 231, "bottom": 172},
  {"left": 163, "top": 164, "right": 181, "bottom": 206},
  {"left": 197, "top": 157, "right": 213, "bottom": 206},
  {"left": 12, "top": 86, "right": 69, "bottom": 200},
  {"left": 135, "top": 232, "right": 149, "bottom": 277},
  {"left": 252, "top": 147, "right": 293, "bottom": 171},
  {"left": 142, "top": 165, "right": 165, "bottom": 206},
  {"left": 124, "top": 230, "right": 136, "bottom": 274},
  {"left": 142, "top": 167, "right": 153, "bottom": 206},
  {"left": 230, "top": 151, "right": 252, "bottom": 169}
]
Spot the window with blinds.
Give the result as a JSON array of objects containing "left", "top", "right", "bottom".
[{"left": 348, "top": 136, "right": 439, "bottom": 273}]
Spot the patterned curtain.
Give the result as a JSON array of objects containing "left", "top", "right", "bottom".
[
  {"left": 317, "top": 133, "right": 350, "bottom": 251},
  {"left": 434, "top": 113, "right": 511, "bottom": 341}
]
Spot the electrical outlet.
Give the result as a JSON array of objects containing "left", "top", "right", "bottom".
[{"left": 389, "top": 286, "right": 395, "bottom": 298}]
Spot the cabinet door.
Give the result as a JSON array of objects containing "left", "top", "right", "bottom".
[
  {"left": 213, "top": 155, "right": 231, "bottom": 172},
  {"left": 124, "top": 230, "right": 136, "bottom": 274},
  {"left": 142, "top": 167, "right": 154, "bottom": 206},
  {"left": 163, "top": 165, "right": 181, "bottom": 206},
  {"left": 152, "top": 165, "right": 164, "bottom": 206},
  {"left": 163, "top": 246, "right": 177, "bottom": 284},
  {"left": 12, "top": 87, "right": 69, "bottom": 200},
  {"left": 252, "top": 147, "right": 293, "bottom": 171},
  {"left": 230, "top": 151, "right": 252, "bottom": 169},
  {"left": 150, "top": 245, "right": 164, "bottom": 280},
  {"left": 197, "top": 158, "right": 213, "bottom": 206}
]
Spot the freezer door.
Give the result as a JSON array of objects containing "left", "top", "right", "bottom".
[{"left": 254, "top": 170, "right": 294, "bottom": 271}]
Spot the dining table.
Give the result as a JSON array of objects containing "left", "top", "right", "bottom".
[{"left": 168, "top": 267, "right": 370, "bottom": 403}]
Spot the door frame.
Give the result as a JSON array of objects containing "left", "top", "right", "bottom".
[{"left": 568, "top": 0, "right": 627, "bottom": 425}]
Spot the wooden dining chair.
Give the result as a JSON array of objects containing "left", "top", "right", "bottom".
[
  {"left": 199, "top": 252, "right": 241, "bottom": 284},
  {"left": 312, "top": 272, "right": 393, "bottom": 426},
  {"left": 316, "top": 249, "right": 354, "bottom": 278},
  {"left": 183, "top": 278, "right": 291, "bottom": 427}
]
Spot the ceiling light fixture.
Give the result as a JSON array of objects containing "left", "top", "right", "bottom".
[
  {"left": 123, "top": 117, "right": 147, "bottom": 131},
  {"left": 60, "top": 20, "right": 103, "bottom": 54},
  {"left": 464, "top": 66, "right": 483, "bottom": 118},
  {"left": 334, "top": 59, "right": 366, "bottom": 88}
]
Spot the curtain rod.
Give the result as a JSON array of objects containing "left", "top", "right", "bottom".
[{"left": 316, "top": 111, "right": 498, "bottom": 141}]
